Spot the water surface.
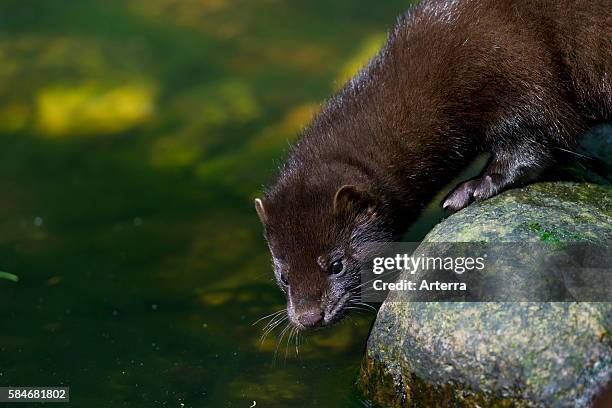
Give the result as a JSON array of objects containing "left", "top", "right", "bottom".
[{"left": 0, "top": 1, "right": 436, "bottom": 406}]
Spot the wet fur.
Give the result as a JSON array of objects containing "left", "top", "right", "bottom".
[{"left": 258, "top": 0, "right": 612, "bottom": 327}]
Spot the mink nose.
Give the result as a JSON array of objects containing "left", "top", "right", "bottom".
[{"left": 297, "top": 310, "right": 323, "bottom": 328}]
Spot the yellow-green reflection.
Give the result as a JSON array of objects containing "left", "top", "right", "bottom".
[{"left": 36, "top": 83, "right": 156, "bottom": 136}]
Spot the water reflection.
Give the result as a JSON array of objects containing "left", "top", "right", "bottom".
[
  {"left": 36, "top": 83, "right": 156, "bottom": 136},
  {"left": 0, "top": 0, "right": 414, "bottom": 406}
]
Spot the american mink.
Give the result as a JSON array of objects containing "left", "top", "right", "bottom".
[{"left": 255, "top": 0, "right": 611, "bottom": 329}]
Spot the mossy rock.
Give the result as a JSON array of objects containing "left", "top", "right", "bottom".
[
  {"left": 426, "top": 182, "right": 611, "bottom": 243},
  {"left": 359, "top": 182, "right": 612, "bottom": 407}
]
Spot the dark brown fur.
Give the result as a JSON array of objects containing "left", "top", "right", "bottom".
[{"left": 256, "top": 0, "right": 612, "bottom": 329}]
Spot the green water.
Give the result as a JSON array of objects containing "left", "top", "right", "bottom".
[{"left": 0, "top": 1, "right": 444, "bottom": 407}]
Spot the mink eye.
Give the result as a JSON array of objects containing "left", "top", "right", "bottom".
[
  {"left": 279, "top": 272, "right": 289, "bottom": 286},
  {"left": 329, "top": 260, "right": 344, "bottom": 275}
]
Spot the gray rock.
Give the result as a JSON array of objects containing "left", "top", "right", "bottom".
[{"left": 359, "top": 182, "right": 612, "bottom": 407}]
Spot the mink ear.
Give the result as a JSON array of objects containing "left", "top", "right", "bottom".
[
  {"left": 254, "top": 198, "right": 268, "bottom": 224},
  {"left": 333, "top": 185, "right": 378, "bottom": 215}
]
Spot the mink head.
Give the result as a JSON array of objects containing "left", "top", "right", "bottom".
[{"left": 255, "top": 177, "right": 395, "bottom": 330}]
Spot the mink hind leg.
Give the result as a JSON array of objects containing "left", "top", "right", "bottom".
[{"left": 442, "top": 143, "right": 553, "bottom": 212}]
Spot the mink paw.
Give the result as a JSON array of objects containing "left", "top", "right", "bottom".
[{"left": 442, "top": 175, "right": 500, "bottom": 212}]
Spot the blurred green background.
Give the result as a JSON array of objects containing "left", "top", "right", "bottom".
[{"left": 0, "top": 0, "right": 449, "bottom": 406}]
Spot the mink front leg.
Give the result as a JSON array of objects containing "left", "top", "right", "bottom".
[{"left": 442, "top": 144, "right": 552, "bottom": 212}]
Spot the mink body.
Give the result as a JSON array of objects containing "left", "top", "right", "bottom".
[{"left": 255, "top": 0, "right": 612, "bottom": 330}]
